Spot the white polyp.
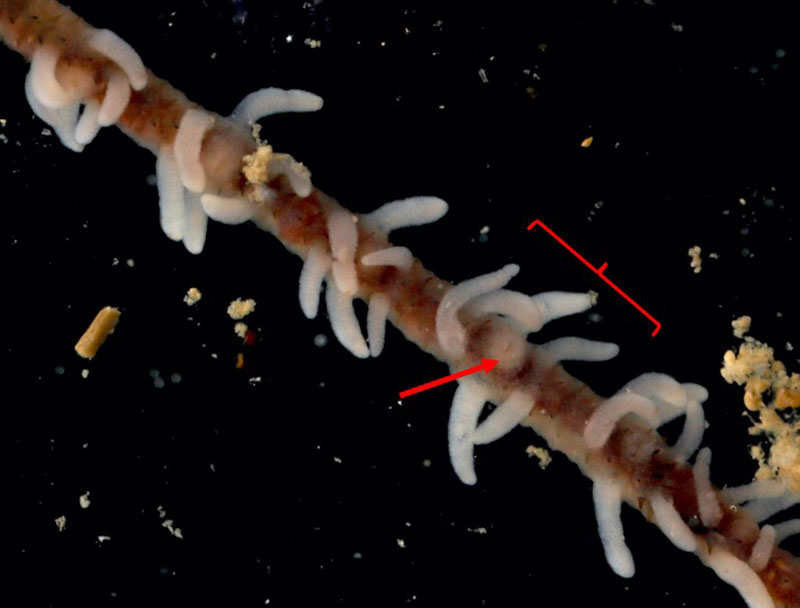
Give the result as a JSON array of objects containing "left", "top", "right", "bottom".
[
  {"left": 620, "top": 372, "right": 688, "bottom": 423},
  {"left": 682, "top": 382, "right": 709, "bottom": 404},
  {"left": 650, "top": 493, "right": 698, "bottom": 552},
  {"left": 298, "top": 245, "right": 332, "bottom": 320},
  {"left": 29, "top": 45, "right": 79, "bottom": 109},
  {"left": 155, "top": 148, "right": 186, "bottom": 241},
  {"left": 363, "top": 196, "right": 449, "bottom": 233},
  {"left": 200, "top": 193, "right": 255, "bottom": 225},
  {"left": 361, "top": 246, "right": 413, "bottom": 270},
  {"left": 583, "top": 394, "right": 661, "bottom": 450},
  {"left": 540, "top": 337, "right": 620, "bottom": 363},
  {"left": 173, "top": 109, "right": 215, "bottom": 193},
  {"left": 367, "top": 293, "right": 390, "bottom": 357},
  {"left": 448, "top": 378, "right": 490, "bottom": 486},
  {"left": 325, "top": 280, "right": 369, "bottom": 359},
  {"left": 97, "top": 70, "right": 131, "bottom": 126},
  {"left": 473, "top": 390, "right": 533, "bottom": 445},
  {"left": 704, "top": 548, "right": 774, "bottom": 608},
  {"left": 24, "top": 71, "right": 83, "bottom": 152},
  {"left": 230, "top": 87, "right": 324, "bottom": 125},
  {"left": 748, "top": 525, "right": 776, "bottom": 572},
  {"left": 327, "top": 209, "right": 359, "bottom": 295},
  {"left": 530, "top": 291, "right": 595, "bottom": 326},
  {"left": 744, "top": 489, "right": 800, "bottom": 523},
  {"left": 774, "top": 519, "right": 800, "bottom": 544},
  {"left": 74, "top": 100, "right": 101, "bottom": 145},
  {"left": 693, "top": 448, "right": 723, "bottom": 528},
  {"left": 182, "top": 192, "right": 208, "bottom": 255},
  {"left": 435, "top": 264, "right": 520, "bottom": 357},
  {"left": 671, "top": 399, "right": 705, "bottom": 464},
  {"left": 87, "top": 28, "right": 148, "bottom": 91},
  {"left": 592, "top": 477, "right": 635, "bottom": 578},
  {"left": 465, "top": 289, "right": 545, "bottom": 333},
  {"left": 720, "top": 479, "right": 787, "bottom": 506}
]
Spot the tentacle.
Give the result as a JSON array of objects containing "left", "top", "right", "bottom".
[
  {"left": 448, "top": 377, "right": 491, "bottom": 485},
  {"left": 29, "top": 45, "right": 80, "bottom": 109},
  {"left": 199, "top": 193, "right": 255, "bottom": 225},
  {"left": 774, "top": 519, "right": 800, "bottom": 545},
  {"left": 466, "top": 289, "right": 595, "bottom": 334},
  {"left": 265, "top": 153, "right": 312, "bottom": 198},
  {"left": 97, "top": 69, "right": 131, "bottom": 126},
  {"left": 182, "top": 191, "right": 208, "bottom": 255},
  {"left": 74, "top": 100, "right": 102, "bottom": 145},
  {"left": 298, "top": 245, "right": 331, "bottom": 320},
  {"left": 327, "top": 209, "right": 359, "bottom": 295},
  {"left": 173, "top": 109, "right": 215, "bottom": 193},
  {"left": 86, "top": 28, "right": 148, "bottom": 91},
  {"left": 619, "top": 372, "right": 688, "bottom": 423},
  {"left": 748, "top": 524, "right": 776, "bottom": 572},
  {"left": 702, "top": 547, "right": 774, "bottom": 608},
  {"left": 361, "top": 246, "right": 413, "bottom": 270},
  {"left": 540, "top": 337, "right": 619, "bottom": 363},
  {"left": 230, "top": 87, "right": 323, "bottom": 125},
  {"left": 530, "top": 291, "right": 595, "bottom": 326},
  {"left": 24, "top": 71, "right": 83, "bottom": 152},
  {"left": 325, "top": 279, "right": 369, "bottom": 359},
  {"left": 720, "top": 479, "right": 787, "bottom": 506},
  {"left": 473, "top": 390, "right": 532, "bottom": 445},
  {"left": 744, "top": 489, "right": 800, "bottom": 523},
  {"left": 671, "top": 399, "right": 705, "bottom": 464},
  {"left": 155, "top": 147, "right": 186, "bottom": 241},
  {"left": 583, "top": 393, "right": 660, "bottom": 450},
  {"left": 435, "top": 264, "right": 520, "bottom": 357},
  {"left": 650, "top": 493, "right": 697, "bottom": 552},
  {"left": 367, "top": 293, "right": 390, "bottom": 358},
  {"left": 592, "top": 476, "right": 635, "bottom": 578},
  {"left": 693, "top": 447, "right": 723, "bottom": 528},
  {"left": 363, "top": 196, "right": 448, "bottom": 233}
]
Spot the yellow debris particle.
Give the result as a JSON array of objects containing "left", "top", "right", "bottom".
[
  {"left": 184, "top": 287, "right": 202, "bottom": 306},
  {"left": 55, "top": 515, "right": 66, "bottom": 532},
  {"left": 242, "top": 144, "right": 274, "bottom": 184},
  {"left": 227, "top": 298, "right": 256, "bottom": 320},
  {"left": 721, "top": 329, "right": 800, "bottom": 492},
  {"left": 526, "top": 445, "right": 552, "bottom": 469},
  {"left": 74, "top": 306, "right": 120, "bottom": 359},
  {"left": 688, "top": 245, "right": 703, "bottom": 274},
  {"left": 731, "top": 315, "right": 751, "bottom": 339},
  {"left": 234, "top": 322, "right": 248, "bottom": 338},
  {"left": 580, "top": 136, "right": 594, "bottom": 148}
]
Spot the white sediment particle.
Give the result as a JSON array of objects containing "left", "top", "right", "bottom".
[
  {"left": 157, "top": 505, "right": 183, "bottom": 539},
  {"left": 81, "top": 369, "right": 90, "bottom": 379},
  {"left": 184, "top": 287, "right": 202, "bottom": 306},
  {"left": 234, "top": 322, "right": 248, "bottom": 338},
  {"left": 79, "top": 491, "right": 91, "bottom": 509},
  {"left": 227, "top": 298, "right": 256, "bottom": 320},
  {"left": 55, "top": 515, "right": 67, "bottom": 532},
  {"left": 97, "top": 535, "right": 111, "bottom": 543},
  {"left": 397, "top": 538, "right": 406, "bottom": 548}
]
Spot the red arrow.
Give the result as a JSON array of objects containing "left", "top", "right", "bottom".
[{"left": 399, "top": 359, "right": 499, "bottom": 399}]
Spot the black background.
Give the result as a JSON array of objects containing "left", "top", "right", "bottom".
[{"left": 2, "top": 1, "right": 798, "bottom": 606}]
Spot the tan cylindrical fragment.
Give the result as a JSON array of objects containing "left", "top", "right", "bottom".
[{"left": 74, "top": 306, "right": 121, "bottom": 359}]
